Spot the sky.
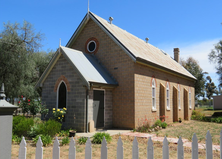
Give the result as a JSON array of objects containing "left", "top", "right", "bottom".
[{"left": 1, "top": 0, "right": 222, "bottom": 87}]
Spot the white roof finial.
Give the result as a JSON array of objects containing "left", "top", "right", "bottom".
[{"left": 88, "top": 0, "right": 90, "bottom": 13}]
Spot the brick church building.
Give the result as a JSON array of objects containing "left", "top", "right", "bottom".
[{"left": 36, "top": 12, "right": 196, "bottom": 132}]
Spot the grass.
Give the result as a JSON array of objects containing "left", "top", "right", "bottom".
[
  {"left": 11, "top": 134, "right": 220, "bottom": 158},
  {"left": 150, "top": 120, "right": 221, "bottom": 144}
]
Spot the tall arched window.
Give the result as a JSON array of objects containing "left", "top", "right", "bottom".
[
  {"left": 57, "top": 81, "right": 67, "bottom": 109},
  {"left": 152, "top": 79, "right": 156, "bottom": 110},
  {"left": 166, "top": 82, "right": 170, "bottom": 110},
  {"left": 178, "top": 84, "right": 181, "bottom": 109},
  {"left": 189, "top": 88, "right": 191, "bottom": 109}
]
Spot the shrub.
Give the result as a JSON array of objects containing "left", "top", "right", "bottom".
[
  {"left": 33, "top": 134, "right": 52, "bottom": 147},
  {"left": 58, "top": 130, "right": 69, "bottom": 137},
  {"left": 62, "top": 136, "right": 70, "bottom": 145},
  {"left": 161, "top": 121, "right": 167, "bottom": 128},
  {"left": 37, "top": 119, "right": 61, "bottom": 137},
  {"left": 78, "top": 137, "right": 88, "bottom": 145},
  {"left": 92, "top": 132, "right": 112, "bottom": 144},
  {"left": 12, "top": 134, "right": 22, "bottom": 144},
  {"left": 27, "top": 124, "right": 39, "bottom": 138},
  {"left": 52, "top": 107, "right": 66, "bottom": 122},
  {"left": 154, "top": 119, "right": 162, "bottom": 127},
  {"left": 13, "top": 116, "right": 34, "bottom": 137},
  {"left": 137, "top": 116, "right": 150, "bottom": 133}
]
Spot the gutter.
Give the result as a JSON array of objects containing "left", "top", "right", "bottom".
[{"left": 86, "top": 88, "right": 89, "bottom": 133}]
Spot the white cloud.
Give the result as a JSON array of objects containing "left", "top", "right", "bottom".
[{"left": 157, "top": 39, "right": 221, "bottom": 86}]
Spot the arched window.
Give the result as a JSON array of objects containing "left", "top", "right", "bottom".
[
  {"left": 57, "top": 81, "right": 67, "bottom": 109},
  {"left": 189, "top": 88, "right": 191, "bottom": 109},
  {"left": 152, "top": 79, "right": 156, "bottom": 110},
  {"left": 178, "top": 84, "right": 180, "bottom": 109},
  {"left": 166, "top": 82, "right": 170, "bottom": 110}
]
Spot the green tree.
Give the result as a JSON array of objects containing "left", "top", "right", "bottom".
[
  {"left": 208, "top": 40, "right": 222, "bottom": 86},
  {"left": 180, "top": 57, "right": 207, "bottom": 98},
  {"left": 0, "top": 21, "right": 53, "bottom": 101},
  {"left": 205, "top": 76, "right": 216, "bottom": 99}
]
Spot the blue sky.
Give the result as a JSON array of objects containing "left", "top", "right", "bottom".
[{"left": 1, "top": 0, "right": 222, "bottom": 87}]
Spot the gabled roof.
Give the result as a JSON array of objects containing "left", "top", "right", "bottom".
[
  {"left": 35, "top": 46, "right": 118, "bottom": 88},
  {"left": 66, "top": 12, "right": 196, "bottom": 80}
]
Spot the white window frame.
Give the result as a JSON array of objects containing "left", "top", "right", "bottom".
[
  {"left": 152, "top": 79, "right": 156, "bottom": 111},
  {"left": 189, "top": 88, "right": 192, "bottom": 109},
  {"left": 178, "top": 84, "right": 181, "bottom": 110},
  {"left": 166, "top": 82, "right": 170, "bottom": 110},
  {"left": 56, "top": 80, "right": 68, "bottom": 109}
]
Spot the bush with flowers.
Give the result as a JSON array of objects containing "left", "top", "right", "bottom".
[
  {"left": 18, "top": 95, "right": 48, "bottom": 117},
  {"left": 52, "top": 107, "right": 66, "bottom": 122}
]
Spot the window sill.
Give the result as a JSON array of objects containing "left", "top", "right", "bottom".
[
  {"left": 166, "top": 108, "right": 170, "bottom": 111},
  {"left": 189, "top": 107, "right": 192, "bottom": 110},
  {"left": 152, "top": 108, "right": 157, "bottom": 112},
  {"left": 179, "top": 108, "right": 181, "bottom": 110}
]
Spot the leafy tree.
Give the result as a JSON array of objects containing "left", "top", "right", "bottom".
[
  {"left": 180, "top": 57, "right": 207, "bottom": 98},
  {"left": 208, "top": 40, "right": 222, "bottom": 86},
  {"left": 0, "top": 21, "right": 54, "bottom": 101},
  {"left": 0, "top": 21, "right": 43, "bottom": 101},
  {"left": 205, "top": 76, "right": 216, "bottom": 99}
]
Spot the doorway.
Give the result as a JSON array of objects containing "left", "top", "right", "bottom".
[
  {"left": 173, "top": 86, "right": 178, "bottom": 122},
  {"left": 159, "top": 84, "right": 166, "bottom": 120},
  {"left": 184, "top": 89, "right": 188, "bottom": 120},
  {"left": 93, "top": 90, "right": 105, "bottom": 128}
]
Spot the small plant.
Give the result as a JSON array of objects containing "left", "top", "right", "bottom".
[
  {"left": 58, "top": 130, "right": 70, "bottom": 137},
  {"left": 179, "top": 118, "right": 182, "bottom": 123},
  {"left": 62, "top": 136, "right": 70, "bottom": 145},
  {"left": 37, "top": 119, "right": 61, "bottom": 137},
  {"left": 33, "top": 134, "right": 52, "bottom": 146},
  {"left": 78, "top": 137, "right": 88, "bottom": 145},
  {"left": 154, "top": 119, "right": 162, "bottom": 127},
  {"left": 161, "top": 121, "right": 167, "bottom": 128},
  {"left": 52, "top": 107, "right": 66, "bottom": 122},
  {"left": 137, "top": 116, "right": 150, "bottom": 133},
  {"left": 12, "top": 134, "right": 22, "bottom": 144},
  {"left": 92, "top": 132, "right": 112, "bottom": 144}
]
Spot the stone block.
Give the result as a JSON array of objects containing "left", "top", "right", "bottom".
[{"left": 88, "top": 120, "right": 95, "bottom": 132}]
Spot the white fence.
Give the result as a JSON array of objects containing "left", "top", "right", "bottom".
[{"left": 18, "top": 130, "right": 222, "bottom": 159}]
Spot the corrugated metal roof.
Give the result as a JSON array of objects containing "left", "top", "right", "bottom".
[
  {"left": 60, "top": 46, "right": 117, "bottom": 85},
  {"left": 90, "top": 12, "right": 196, "bottom": 80}
]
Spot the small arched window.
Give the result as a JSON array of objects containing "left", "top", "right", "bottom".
[
  {"left": 152, "top": 79, "right": 156, "bottom": 110},
  {"left": 189, "top": 88, "right": 191, "bottom": 109},
  {"left": 57, "top": 81, "right": 67, "bottom": 109},
  {"left": 178, "top": 84, "right": 180, "bottom": 109},
  {"left": 166, "top": 82, "right": 170, "bottom": 109}
]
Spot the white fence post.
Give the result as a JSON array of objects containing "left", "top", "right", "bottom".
[
  {"left": 192, "top": 133, "right": 198, "bottom": 159},
  {"left": 35, "top": 137, "right": 43, "bottom": 159},
  {"left": 101, "top": 137, "right": 107, "bottom": 159},
  {"left": 162, "top": 136, "right": 169, "bottom": 159},
  {"left": 147, "top": 137, "right": 153, "bottom": 159},
  {"left": 85, "top": 137, "right": 92, "bottom": 159},
  {"left": 117, "top": 137, "right": 123, "bottom": 159},
  {"left": 220, "top": 129, "right": 222, "bottom": 159},
  {"left": 132, "top": 137, "right": 139, "bottom": 159},
  {"left": 177, "top": 137, "right": 184, "bottom": 159},
  {"left": 69, "top": 137, "right": 76, "bottom": 159},
  {"left": 206, "top": 131, "right": 212, "bottom": 159},
  {"left": 53, "top": 137, "right": 60, "bottom": 159},
  {"left": 18, "top": 137, "right": 26, "bottom": 159}
]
